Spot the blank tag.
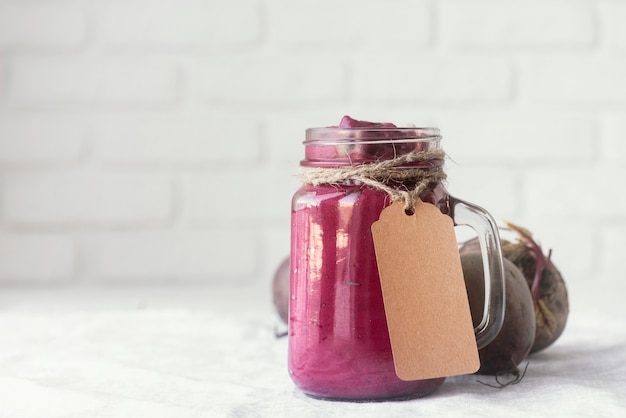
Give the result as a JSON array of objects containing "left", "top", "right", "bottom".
[{"left": 371, "top": 200, "right": 479, "bottom": 381}]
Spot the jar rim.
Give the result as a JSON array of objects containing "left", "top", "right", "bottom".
[
  {"left": 302, "top": 127, "right": 443, "bottom": 167},
  {"left": 305, "top": 127, "right": 441, "bottom": 145}
]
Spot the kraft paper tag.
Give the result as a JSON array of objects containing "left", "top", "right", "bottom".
[{"left": 371, "top": 200, "right": 479, "bottom": 381}]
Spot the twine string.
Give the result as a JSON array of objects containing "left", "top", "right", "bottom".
[{"left": 299, "top": 149, "right": 447, "bottom": 212}]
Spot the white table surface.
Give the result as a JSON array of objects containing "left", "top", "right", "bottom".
[{"left": 0, "top": 282, "right": 624, "bottom": 418}]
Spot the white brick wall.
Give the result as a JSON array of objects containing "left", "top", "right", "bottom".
[
  {"left": 0, "top": 0, "right": 623, "bottom": 293},
  {"left": 3, "top": 172, "right": 173, "bottom": 225},
  {"left": 354, "top": 57, "right": 514, "bottom": 103},
  {"left": 439, "top": 111, "right": 596, "bottom": 163},
  {"left": 181, "top": 169, "right": 299, "bottom": 225},
  {"left": 8, "top": 57, "right": 180, "bottom": 105},
  {"left": 84, "top": 230, "right": 259, "bottom": 283},
  {"left": 603, "top": 113, "right": 626, "bottom": 162},
  {"left": 194, "top": 56, "right": 348, "bottom": 104},
  {"left": 269, "top": 0, "right": 432, "bottom": 48},
  {"left": 527, "top": 57, "right": 626, "bottom": 103},
  {"left": 92, "top": 113, "right": 262, "bottom": 164},
  {"left": 526, "top": 167, "right": 626, "bottom": 220},
  {"left": 440, "top": 0, "right": 595, "bottom": 48},
  {"left": 0, "top": 4, "right": 86, "bottom": 50},
  {"left": 0, "top": 115, "right": 84, "bottom": 164},
  {"left": 97, "top": 1, "right": 261, "bottom": 48},
  {"left": 600, "top": 1, "right": 626, "bottom": 50},
  {"left": 0, "top": 234, "right": 75, "bottom": 283}
]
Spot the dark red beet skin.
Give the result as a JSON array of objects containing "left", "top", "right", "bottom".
[
  {"left": 461, "top": 252, "right": 536, "bottom": 375},
  {"left": 503, "top": 244, "right": 569, "bottom": 353}
]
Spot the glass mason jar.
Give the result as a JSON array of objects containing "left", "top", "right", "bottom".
[{"left": 288, "top": 125, "right": 506, "bottom": 401}]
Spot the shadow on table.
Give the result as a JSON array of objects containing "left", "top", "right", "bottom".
[{"left": 434, "top": 340, "right": 626, "bottom": 398}]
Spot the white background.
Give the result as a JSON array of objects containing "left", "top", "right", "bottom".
[{"left": 0, "top": 0, "right": 624, "bottom": 313}]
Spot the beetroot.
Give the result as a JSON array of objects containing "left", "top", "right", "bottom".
[
  {"left": 272, "top": 256, "right": 290, "bottom": 324},
  {"left": 461, "top": 252, "right": 536, "bottom": 375},
  {"left": 500, "top": 222, "right": 569, "bottom": 353},
  {"left": 460, "top": 222, "right": 569, "bottom": 354}
]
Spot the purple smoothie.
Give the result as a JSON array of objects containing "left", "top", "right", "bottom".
[{"left": 288, "top": 117, "right": 447, "bottom": 401}]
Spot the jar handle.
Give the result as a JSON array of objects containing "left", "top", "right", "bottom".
[{"left": 449, "top": 196, "right": 506, "bottom": 349}]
